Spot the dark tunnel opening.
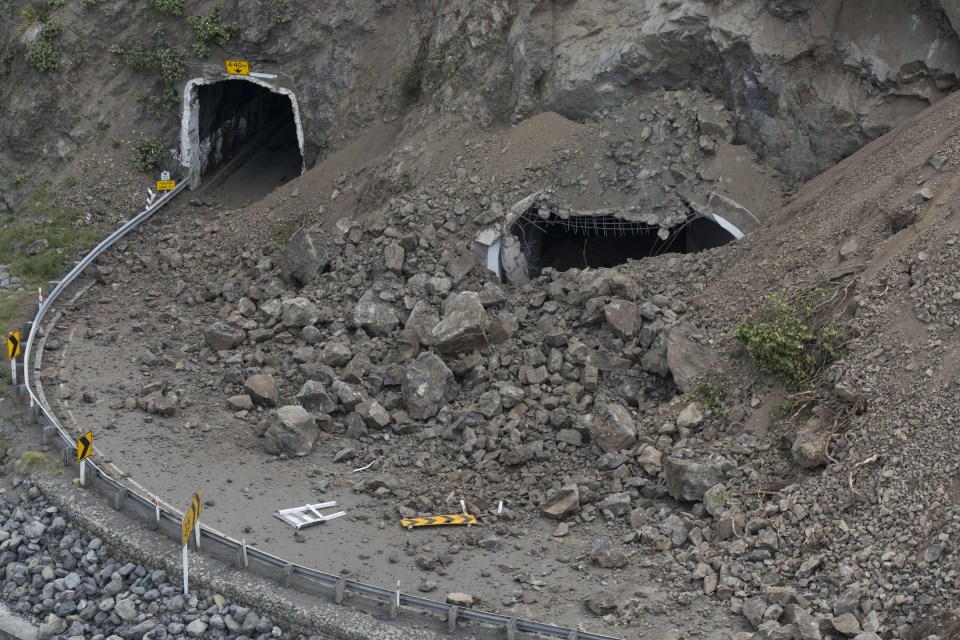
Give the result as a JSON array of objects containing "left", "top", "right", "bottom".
[
  {"left": 196, "top": 80, "right": 303, "bottom": 200},
  {"left": 510, "top": 210, "right": 736, "bottom": 277}
]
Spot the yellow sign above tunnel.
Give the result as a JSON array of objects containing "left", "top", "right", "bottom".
[{"left": 225, "top": 60, "right": 250, "bottom": 76}]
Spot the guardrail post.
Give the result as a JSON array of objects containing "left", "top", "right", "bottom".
[
  {"left": 389, "top": 601, "right": 398, "bottom": 620},
  {"left": 567, "top": 631, "right": 579, "bottom": 640},
  {"left": 447, "top": 605, "right": 459, "bottom": 633},
  {"left": 506, "top": 617, "right": 517, "bottom": 640},
  {"left": 61, "top": 445, "right": 71, "bottom": 466},
  {"left": 112, "top": 487, "right": 125, "bottom": 510},
  {"left": 334, "top": 577, "right": 346, "bottom": 604},
  {"left": 282, "top": 564, "right": 293, "bottom": 588}
]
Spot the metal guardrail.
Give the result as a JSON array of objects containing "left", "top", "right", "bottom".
[{"left": 17, "top": 180, "right": 622, "bottom": 640}]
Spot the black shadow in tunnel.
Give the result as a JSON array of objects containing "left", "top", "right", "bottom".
[
  {"left": 510, "top": 210, "right": 736, "bottom": 277},
  {"left": 196, "top": 79, "right": 303, "bottom": 202}
]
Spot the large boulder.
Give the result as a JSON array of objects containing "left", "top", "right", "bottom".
[
  {"left": 350, "top": 290, "right": 399, "bottom": 337},
  {"left": 276, "top": 229, "right": 337, "bottom": 286},
  {"left": 205, "top": 322, "right": 244, "bottom": 351},
  {"left": 264, "top": 406, "right": 319, "bottom": 457},
  {"left": 401, "top": 352, "right": 457, "bottom": 420},
  {"left": 591, "top": 403, "right": 637, "bottom": 453},
  {"left": 244, "top": 374, "right": 278, "bottom": 407},
  {"left": 431, "top": 292, "right": 488, "bottom": 354},
  {"left": 664, "top": 452, "right": 735, "bottom": 501}
]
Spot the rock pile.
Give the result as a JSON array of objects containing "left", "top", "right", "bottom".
[{"left": 1, "top": 479, "right": 307, "bottom": 640}]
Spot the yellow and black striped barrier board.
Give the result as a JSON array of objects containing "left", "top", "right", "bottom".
[{"left": 401, "top": 514, "right": 477, "bottom": 529}]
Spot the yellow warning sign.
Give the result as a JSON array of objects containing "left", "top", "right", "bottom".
[
  {"left": 401, "top": 514, "right": 477, "bottom": 529},
  {"left": 77, "top": 431, "right": 92, "bottom": 463},
  {"left": 181, "top": 488, "right": 202, "bottom": 546},
  {"left": 156, "top": 180, "right": 176, "bottom": 192},
  {"left": 7, "top": 330, "right": 19, "bottom": 361},
  {"left": 225, "top": 60, "right": 250, "bottom": 75}
]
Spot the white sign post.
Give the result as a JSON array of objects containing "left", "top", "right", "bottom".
[{"left": 182, "top": 544, "right": 189, "bottom": 595}]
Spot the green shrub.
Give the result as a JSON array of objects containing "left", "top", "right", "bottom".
[
  {"left": 150, "top": 0, "right": 183, "bottom": 16},
  {"left": 111, "top": 44, "right": 185, "bottom": 116},
  {"left": 26, "top": 38, "right": 58, "bottom": 71},
  {"left": 188, "top": 1, "right": 239, "bottom": 58},
  {"left": 13, "top": 174, "right": 25, "bottom": 188},
  {"left": 133, "top": 137, "right": 164, "bottom": 172},
  {"left": 733, "top": 294, "right": 847, "bottom": 387},
  {"left": 23, "top": 17, "right": 64, "bottom": 72}
]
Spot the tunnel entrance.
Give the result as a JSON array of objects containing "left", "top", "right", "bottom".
[
  {"left": 508, "top": 210, "right": 736, "bottom": 279},
  {"left": 181, "top": 77, "right": 304, "bottom": 200}
]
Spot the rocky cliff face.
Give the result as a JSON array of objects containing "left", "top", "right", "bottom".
[
  {"left": 1, "top": 0, "right": 958, "bottom": 208},
  {"left": 427, "top": 0, "right": 960, "bottom": 179}
]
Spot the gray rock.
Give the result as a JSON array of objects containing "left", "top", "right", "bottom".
[
  {"left": 585, "top": 591, "right": 618, "bottom": 615},
  {"left": 597, "top": 492, "right": 631, "bottom": 518},
  {"left": 227, "top": 394, "right": 253, "bottom": 411},
  {"left": 431, "top": 291, "right": 488, "bottom": 354},
  {"left": 244, "top": 374, "right": 278, "bottom": 407},
  {"left": 604, "top": 299, "right": 639, "bottom": 338},
  {"left": 743, "top": 596, "right": 768, "bottom": 630},
  {"left": 23, "top": 520, "right": 45, "bottom": 539},
  {"left": 264, "top": 406, "right": 318, "bottom": 457},
  {"left": 113, "top": 598, "right": 137, "bottom": 621},
  {"left": 205, "top": 321, "right": 245, "bottom": 351},
  {"left": 663, "top": 453, "right": 734, "bottom": 501},
  {"left": 665, "top": 322, "right": 717, "bottom": 392},
  {"left": 321, "top": 342, "right": 352, "bottom": 367},
  {"left": 276, "top": 229, "right": 337, "bottom": 286},
  {"left": 591, "top": 402, "right": 637, "bottom": 453},
  {"left": 676, "top": 402, "right": 704, "bottom": 429},
  {"left": 401, "top": 352, "right": 457, "bottom": 420},
  {"left": 590, "top": 538, "right": 629, "bottom": 568},
  {"left": 281, "top": 297, "right": 320, "bottom": 327},
  {"left": 791, "top": 417, "right": 832, "bottom": 469},
  {"left": 405, "top": 300, "right": 440, "bottom": 346},
  {"left": 384, "top": 243, "right": 405, "bottom": 272},
  {"left": 541, "top": 485, "right": 580, "bottom": 519},
  {"left": 445, "top": 592, "right": 474, "bottom": 607},
  {"left": 795, "top": 554, "right": 823, "bottom": 579},
  {"left": 126, "top": 620, "right": 157, "bottom": 639},
  {"left": 356, "top": 398, "right": 391, "bottom": 429},
  {"left": 295, "top": 380, "right": 336, "bottom": 414},
  {"left": 831, "top": 613, "right": 861, "bottom": 637},
  {"left": 350, "top": 290, "right": 399, "bottom": 337},
  {"left": 185, "top": 619, "right": 209, "bottom": 638}
]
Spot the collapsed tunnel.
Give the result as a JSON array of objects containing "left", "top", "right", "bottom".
[
  {"left": 505, "top": 210, "right": 737, "bottom": 280},
  {"left": 181, "top": 77, "right": 304, "bottom": 196}
]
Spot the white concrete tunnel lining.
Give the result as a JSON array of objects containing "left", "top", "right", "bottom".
[{"left": 180, "top": 76, "right": 306, "bottom": 187}]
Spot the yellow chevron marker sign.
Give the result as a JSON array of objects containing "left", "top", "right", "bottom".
[
  {"left": 401, "top": 514, "right": 477, "bottom": 529},
  {"left": 181, "top": 488, "right": 202, "bottom": 546}
]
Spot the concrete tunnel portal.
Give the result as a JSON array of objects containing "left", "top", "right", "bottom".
[{"left": 181, "top": 76, "right": 304, "bottom": 199}]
